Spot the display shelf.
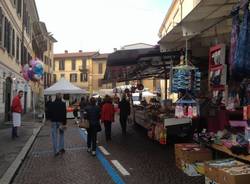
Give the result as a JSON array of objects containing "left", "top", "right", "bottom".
[{"left": 134, "top": 110, "right": 151, "bottom": 129}]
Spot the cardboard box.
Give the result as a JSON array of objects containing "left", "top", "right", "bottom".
[
  {"left": 183, "top": 148, "right": 212, "bottom": 164},
  {"left": 175, "top": 143, "right": 200, "bottom": 169},
  {"left": 175, "top": 143, "right": 212, "bottom": 165},
  {"left": 204, "top": 159, "right": 245, "bottom": 183},
  {"left": 219, "top": 165, "right": 250, "bottom": 184},
  {"left": 204, "top": 163, "right": 221, "bottom": 183},
  {"left": 205, "top": 177, "right": 218, "bottom": 184},
  {"left": 182, "top": 162, "right": 204, "bottom": 176}
]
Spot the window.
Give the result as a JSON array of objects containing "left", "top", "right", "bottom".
[
  {"left": 17, "top": 0, "right": 22, "bottom": 16},
  {"left": 82, "top": 59, "right": 86, "bottom": 69},
  {"left": 80, "top": 73, "right": 88, "bottom": 82},
  {"left": 16, "top": 36, "right": 20, "bottom": 63},
  {"left": 98, "top": 63, "right": 103, "bottom": 74},
  {"left": 44, "top": 72, "right": 47, "bottom": 86},
  {"left": 53, "top": 61, "right": 55, "bottom": 71},
  {"left": 4, "top": 17, "right": 11, "bottom": 53},
  {"left": 71, "top": 59, "right": 76, "bottom": 70},
  {"left": 61, "top": 74, "right": 65, "bottom": 78},
  {"left": 11, "top": 28, "right": 15, "bottom": 57},
  {"left": 70, "top": 73, "right": 77, "bottom": 82},
  {"left": 53, "top": 74, "right": 57, "bottom": 83},
  {"left": 59, "top": 60, "right": 65, "bottom": 70}
]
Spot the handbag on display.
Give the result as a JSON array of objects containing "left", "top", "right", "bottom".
[{"left": 79, "top": 119, "right": 90, "bottom": 129}]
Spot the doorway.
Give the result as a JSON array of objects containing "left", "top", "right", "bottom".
[
  {"left": 4, "top": 77, "right": 12, "bottom": 121},
  {"left": 24, "top": 92, "right": 27, "bottom": 114}
]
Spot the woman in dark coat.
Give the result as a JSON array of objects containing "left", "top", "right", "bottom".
[
  {"left": 85, "top": 97, "right": 101, "bottom": 156},
  {"left": 118, "top": 94, "right": 130, "bottom": 135}
]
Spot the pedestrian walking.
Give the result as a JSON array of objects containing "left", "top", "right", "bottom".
[
  {"left": 45, "top": 96, "right": 52, "bottom": 120},
  {"left": 48, "top": 93, "right": 67, "bottom": 156},
  {"left": 11, "top": 90, "right": 23, "bottom": 139},
  {"left": 101, "top": 95, "right": 115, "bottom": 141},
  {"left": 79, "top": 97, "right": 87, "bottom": 121},
  {"left": 118, "top": 94, "right": 130, "bottom": 135},
  {"left": 73, "top": 103, "right": 79, "bottom": 124},
  {"left": 85, "top": 97, "right": 101, "bottom": 156}
]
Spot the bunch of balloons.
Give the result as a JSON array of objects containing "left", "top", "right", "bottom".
[{"left": 22, "top": 58, "right": 44, "bottom": 81}]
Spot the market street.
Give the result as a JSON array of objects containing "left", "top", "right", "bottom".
[{"left": 11, "top": 120, "right": 203, "bottom": 184}]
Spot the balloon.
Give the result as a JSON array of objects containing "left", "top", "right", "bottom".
[
  {"left": 30, "top": 59, "right": 38, "bottom": 68},
  {"left": 22, "top": 64, "right": 30, "bottom": 81},
  {"left": 33, "top": 74, "right": 42, "bottom": 80},
  {"left": 28, "top": 68, "right": 34, "bottom": 80},
  {"left": 23, "top": 64, "right": 29, "bottom": 72},
  {"left": 32, "top": 62, "right": 44, "bottom": 76}
]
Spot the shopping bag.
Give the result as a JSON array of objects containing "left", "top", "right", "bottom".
[{"left": 79, "top": 119, "right": 89, "bottom": 129}]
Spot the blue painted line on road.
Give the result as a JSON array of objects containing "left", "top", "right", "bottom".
[{"left": 79, "top": 128, "right": 125, "bottom": 184}]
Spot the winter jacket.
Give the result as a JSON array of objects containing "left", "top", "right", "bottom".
[
  {"left": 101, "top": 102, "right": 115, "bottom": 122},
  {"left": 48, "top": 99, "right": 67, "bottom": 124},
  {"left": 118, "top": 99, "right": 130, "bottom": 117},
  {"left": 11, "top": 95, "right": 22, "bottom": 113},
  {"left": 85, "top": 105, "right": 101, "bottom": 127}
]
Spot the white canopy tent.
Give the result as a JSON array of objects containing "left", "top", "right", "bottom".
[
  {"left": 132, "top": 91, "right": 156, "bottom": 97},
  {"left": 44, "top": 78, "right": 87, "bottom": 95}
]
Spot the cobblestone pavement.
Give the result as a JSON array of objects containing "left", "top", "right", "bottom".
[
  {"left": 12, "top": 121, "right": 114, "bottom": 184},
  {"left": 12, "top": 120, "right": 204, "bottom": 184},
  {"left": 97, "top": 122, "right": 204, "bottom": 184},
  {"left": 0, "top": 114, "right": 41, "bottom": 178}
]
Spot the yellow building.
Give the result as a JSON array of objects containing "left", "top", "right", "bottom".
[
  {"left": 53, "top": 51, "right": 109, "bottom": 94},
  {"left": 40, "top": 23, "right": 57, "bottom": 88},
  {"left": 91, "top": 53, "right": 109, "bottom": 94}
]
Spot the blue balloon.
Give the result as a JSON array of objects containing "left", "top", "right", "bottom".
[{"left": 33, "top": 63, "right": 44, "bottom": 76}]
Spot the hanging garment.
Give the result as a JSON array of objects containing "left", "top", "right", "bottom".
[
  {"left": 234, "top": 2, "right": 250, "bottom": 77},
  {"left": 230, "top": 6, "right": 240, "bottom": 76}
]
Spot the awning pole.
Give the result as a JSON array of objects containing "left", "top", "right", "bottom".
[{"left": 185, "top": 38, "right": 188, "bottom": 65}]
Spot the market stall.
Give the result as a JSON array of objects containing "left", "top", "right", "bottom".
[
  {"left": 163, "top": 1, "right": 250, "bottom": 182},
  {"left": 104, "top": 45, "right": 201, "bottom": 144},
  {"left": 44, "top": 78, "right": 87, "bottom": 118}
]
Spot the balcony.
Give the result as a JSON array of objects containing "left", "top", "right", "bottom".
[{"left": 78, "top": 66, "right": 88, "bottom": 73}]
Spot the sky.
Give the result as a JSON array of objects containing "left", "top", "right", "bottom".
[{"left": 35, "top": 0, "right": 172, "bottom": 54}]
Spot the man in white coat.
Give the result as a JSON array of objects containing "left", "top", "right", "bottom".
[{"left": 11, "top": 90, "right": 23, "bottom": 138}]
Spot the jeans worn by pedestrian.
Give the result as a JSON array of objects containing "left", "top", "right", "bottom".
[
  {"left": 87, "top": 128, "right": 97, "bottom": 152},
  {"left": 12, "top": 126, "right": 18, "bottom": 138},
  {"left": 104, "top": 121, "right": 112, "bottom": 141},
  {"left": 51, "top": 122, "right": 64, "bottom": 155},
  {"left": 120, "top": 115, "right": 128, "bottom": 135}
]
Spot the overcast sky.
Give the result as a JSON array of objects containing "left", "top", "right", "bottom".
[{"left": 35, "top": 0, "right": 171, "bottom": 54}]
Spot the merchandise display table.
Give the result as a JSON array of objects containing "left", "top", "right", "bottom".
[
  {"left": 211, "top": 144, "right": 250, "bottom": 162},
  {"left": 164, "top": 118, "right": 191, "bottom": 127}
]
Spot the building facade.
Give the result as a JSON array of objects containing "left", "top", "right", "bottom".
[
  {"left": 91, "top": 53, "right": 108, "bottom": 94},
  {"left": 0, "top": 0, "right": 54, "bottom": 123},
  {"left": 53, "top": 51, "right": 109, "bottom": 94}
]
